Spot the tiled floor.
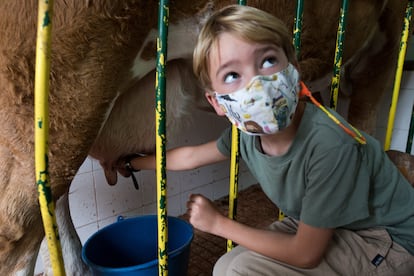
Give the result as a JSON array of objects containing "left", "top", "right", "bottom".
[{"left": 181, "top": 184, "right": 278, "bottom": 275}]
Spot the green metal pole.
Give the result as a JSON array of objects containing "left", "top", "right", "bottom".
[
  {"left": 155, "top": 0, "right": 169, "bottom": 275},
  {"left": 293, "top": 0, "right": 304, "bottom": 59},
  {"left": 329, "top": 0, "right": 349, "bottom": 110},
  {"left": 275, "top": 0, "right": 304, "bottom": 222}
]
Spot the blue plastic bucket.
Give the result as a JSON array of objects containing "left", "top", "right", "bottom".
[{"left": 82, "top": 215, "right": 193, "bottom": 275}]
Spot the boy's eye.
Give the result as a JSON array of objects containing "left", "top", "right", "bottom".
[
  {"left": 224, "top": 72, "right": 239, "bottom": 83},
  {"left": 262, "top": 57, "right": 277, "bottom": 69}
]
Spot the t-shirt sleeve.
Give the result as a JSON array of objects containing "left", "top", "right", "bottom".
[
  {"left": 300, "top": 143, "right": 371, "bottom": 228},
  {"left": 216, "top": 127, "right": 233, "bottom": 157}
]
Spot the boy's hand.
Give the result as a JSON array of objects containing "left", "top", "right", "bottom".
[
  {"left": 115, "top": 154, "right": 142, "bottom": 189},
  {"left": 115, "top": 154, "right": 142, "bottom": 177},
  {"left": 115, "top": 158, "right": 131, "bottom": 177},
  {"left": 186, "top": 194, "right": 224, "bottom": 234}
]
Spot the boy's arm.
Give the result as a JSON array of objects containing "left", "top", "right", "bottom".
[
  {"left": 127, "top": 140, "right": 228, "bottom": 171},
  {"left": 219, "top": 218, "right": 334, "bottom": 268},
  {"left": 217, "top": 213, "right": 334, "bottom": 268},
  {"left": 188, "top": 194, "right": 334, "bottom": 269}
]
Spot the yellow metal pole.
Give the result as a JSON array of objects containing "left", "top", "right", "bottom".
[
  {"left": 277, "top": 0, "right": 305, "bottom": 222},
  {"left": 225, "top": 0, "right": 244, "bottom": 253},
  {"left": 155, "top": 0, "right": 169, "bottom": 274},
  {"left": 384, "top": 1, "right": 413, "bottom": 150},
  {"left": 227, "top": 125, "right": 240, "bottom": 252},
  {"left": 329, "top": 0, "right": 349, "bottom": 110},
  {"left": 34, "top": 0, "right": 65, "bottom": 275}
]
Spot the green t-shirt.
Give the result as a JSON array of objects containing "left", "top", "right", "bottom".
[{"left": 217, "top": 103, "right": 414, "bottom": 255}]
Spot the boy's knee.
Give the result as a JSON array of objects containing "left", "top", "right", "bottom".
[
  {"left": 214, "top": 248, "right": 265, "bottom": 276},
  {"left": 213, "top": 246, "right": 247, "bottom": 276},
  {"left": 213, "top": 254, "right": 229, "bottom": 275}
]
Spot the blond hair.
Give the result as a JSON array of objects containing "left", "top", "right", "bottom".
[{"left": 193, "top": 5, "right": 296, "bottom": 91}]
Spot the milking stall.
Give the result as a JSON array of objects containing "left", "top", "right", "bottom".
[{"left": 0, "top": 0, "right": 413, "bottom": 275}]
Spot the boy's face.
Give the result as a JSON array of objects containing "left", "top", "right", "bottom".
[{"left": 205, "top": 32, "right": 289, "bottom": 116}]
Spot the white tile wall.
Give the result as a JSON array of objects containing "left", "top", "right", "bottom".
[
  {"left": 376, "top": 71, "right": 414, "bottom": 154},
  {"left": 71, "top": 109, "right": 241, "bottom": 228},
  {"left": 35, "top": 71, "right": 414, "bottom": 274}
]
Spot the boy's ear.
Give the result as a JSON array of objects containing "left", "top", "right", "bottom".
[{"left": 205, "top": 92, "right": 226, "bottom": 116}]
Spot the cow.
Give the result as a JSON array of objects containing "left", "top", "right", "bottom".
[{"left": 0, "top": 0, "right": 410, "bottom": 275}]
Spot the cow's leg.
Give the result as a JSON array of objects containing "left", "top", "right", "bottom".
[
  {"left": 0, "top": 145, "right": 44, "bottom": 275},
  {"left": 0, "top": 216, "right": 41, "bottom": 276}
]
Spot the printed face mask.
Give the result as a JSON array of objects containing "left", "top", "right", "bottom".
[{"left": 215, "top": 63, "right": 300, "bottom": 135}]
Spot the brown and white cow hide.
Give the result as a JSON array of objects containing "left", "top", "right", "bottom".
[
  {"left": 0, "top": 0, "right": 410, "bottom": 275},
  {"left": 88, "top": 58, "right": 203, "bottom": 186}
]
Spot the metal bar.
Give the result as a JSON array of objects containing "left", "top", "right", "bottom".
[
  {"left": 329, "top": 0, "right": 349, "bottom": 110},
  {"left": 226, "top": 0, "right": 244, "bottom": 252},
  {"left": 385, "top": 0, "right": 413, "bottom": 150},
  {"left": 406, "top": 104, "right": 414, "bottom": 153},
  {"left": 34, "top": 0, "right": 65, "bottom": 275},
  {"left": 155, "top": 0, "right": 170, "bottom": 274},
  {"left": 277, "top": 0, "right": 305, "bottom": 223},
  {"left": 227, "top": 125, "right": 240, "bottom": 252},
  {"left": 293, "top": 0, "right": 304, "bottom": 59}
]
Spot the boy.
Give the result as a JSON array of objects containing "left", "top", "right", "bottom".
[{"left": 118, "top": 5, "right": 414, "bottom": 275}]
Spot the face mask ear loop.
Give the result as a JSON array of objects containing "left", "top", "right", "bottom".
[{"left": 299, "top": 82, "right": 366, "bottom": 145}]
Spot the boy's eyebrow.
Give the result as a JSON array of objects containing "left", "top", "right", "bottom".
[
  {"left": 215, "top": 45, "right": 280, "bottom": 78},
  {"left": 215, "top": 61, "right": 236, "bottom": 78},
  {"left": 256, "top": 45, "right": 282, "bottom": 55}
]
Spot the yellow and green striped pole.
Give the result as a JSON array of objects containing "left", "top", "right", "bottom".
[
  {"left": 276, "top": 0, "right": 305, "bottom": 222},
  {"left": 226, "top": 0, "right": 244, "bottom": 252},
  {"left": 329, "top": 0, "right": 348, "bottom": 110},
  {"left": 227, "top": 125, "right": 240, "bottom": 252},
  {"left": 293, "top": 0, "right": 304, "bottom": 59},
  {"left": 155, "top": 0, "right": 170, "bottom": 274},
  {"left": 34, "top": 0, "right": 65, "bottom": 275},
  {"left": 385, "top": 0, "right": 413, "bottom": 151}
]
